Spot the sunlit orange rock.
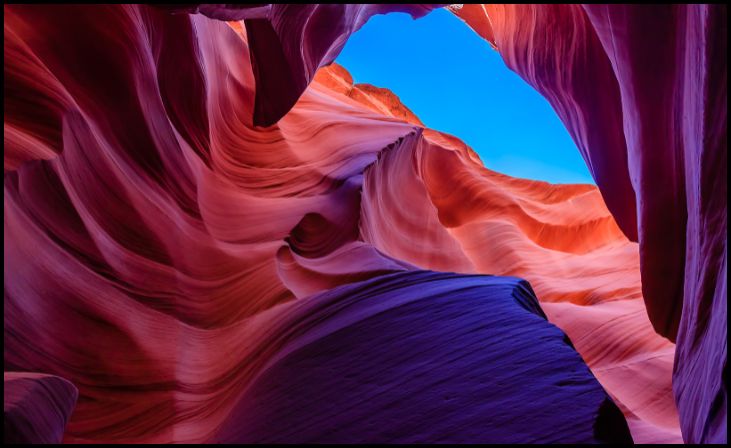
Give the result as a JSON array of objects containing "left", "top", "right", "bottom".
[
  {"left": 5, "top": 4, "right": 724, "bottom": 445},
  {"left": 315, "top": 63, "right": 679, "bottom": 443}
]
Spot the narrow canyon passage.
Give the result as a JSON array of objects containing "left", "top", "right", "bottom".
[
  {"left": 314, "top": 56, "right": 681, "bottom": 445},
  {"left": 4, "top": 4, "right": 726, "bottom": 445}
]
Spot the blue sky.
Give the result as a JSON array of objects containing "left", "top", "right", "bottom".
[{"left": 335, "top": 8, "right": 595, "bottom": 185}]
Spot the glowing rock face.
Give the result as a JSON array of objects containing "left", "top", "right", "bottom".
[
  {"left": 453, "top": 5, "right": 727, "bottom": 444},
  {"left": 315, "top": 64, "right": 679, "bottom": 444},
  {"left": 3, "top": 3, "right": 725, "bottom": 445}
]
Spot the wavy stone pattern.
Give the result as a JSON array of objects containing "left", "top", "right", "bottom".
[
  {"left": 3, "top": 4, "right": 635, "bottom": 443},
  {"left": 4, "top": 373, "right": 78, "bottom": 444},
  {"left": 453, "top": 5, "right": 727, "bottom": 443},
  {"left": 3, "top": 3, "right": 725, "bottom": 445},
  {"left": 4, "top": 6, "right": 418, "bottom": 442},
  {"left": 319, "top": 64, "right": 681, "bottom": 443},
  {"left": 214, "top": 271, "right": 632, "bottom": 444}
]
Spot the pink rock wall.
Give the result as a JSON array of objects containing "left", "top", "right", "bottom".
[{"left": 3, "top": 3, "right": 725, "bottom": 444}]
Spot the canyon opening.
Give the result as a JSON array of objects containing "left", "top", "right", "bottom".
[{"left": 4, "top": 4, "right": 726, "bottom": 445}]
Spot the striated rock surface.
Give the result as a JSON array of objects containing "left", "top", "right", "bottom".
[
  {"left": 4, "top": 372, "right": 78, "bottom": 444},
  {"left": 4, "top": 5, "right": 415, "bottom": 442},
  {"left": 4, "top": 3, "right": 723, "bottom": 445},
  {"left": 214, "top": 271, "right": 632, "bottom": 444},
  {"left": 318, "top": 64, "right": 680, "bottom": 443},
  {"left": 453, "top": 5, "right": 727, "bottom": 443}
]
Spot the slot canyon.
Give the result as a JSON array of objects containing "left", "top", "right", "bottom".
[{"left": 3, "top": 4, "right": 727, "bottom": 444}]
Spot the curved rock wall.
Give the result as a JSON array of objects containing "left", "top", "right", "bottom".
[
  {"left": 4, "top": 3, "right": 725, "bottom": 444},
  {"left": 453, "top": 4, "right": 727, "bottom": 443},
  {"left": 4, "top": 373, "right": 78, "bottom": 444}
]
